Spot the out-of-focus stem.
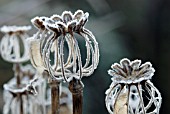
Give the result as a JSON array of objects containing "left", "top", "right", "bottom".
[
  {"left": 14, "top": 63, "right": 21, "bottom": 87},
  {"left": 69, "top": 78, "right": 83, "bottom": 114},
  {"left": 49, "top": 79, "right": 60, "bottom": 114},
  {"left": 20, "top": 94, "right": 23, "bottom": 114},
  {"left": 14, "top": 63, "right": 23, "bottom": 114}
]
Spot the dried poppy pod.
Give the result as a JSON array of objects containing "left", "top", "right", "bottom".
[
  {"left": 105, "top": 58, "right": 162, "bottom": 114},
  {"left": 0, "top": 26, "right": 31, "bottom": 63},
  {"left": 30, "top": 10, "right": 99, "bottom": 82},
  {"left": 30, "top": 10, "right": 99, "bottom": 114},
  {"left": 2, "top": 64, "right": 42, "bottom": 114},
  {"left": 0, "top": 25, "right": 32, "bottom": 88}
]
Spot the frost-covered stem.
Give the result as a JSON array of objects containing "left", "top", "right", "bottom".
[
  {"left": 49, "top": 79, "right": 60, "bottom": 114},
  {"left": 14, "top": 63, "right": 21, "bottom": 87},
  {"left": 69, "top": 78, "right": 83, "bottom": 114}
]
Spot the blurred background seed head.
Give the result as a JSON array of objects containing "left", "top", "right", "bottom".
[{"left": 0, "top": 0, "right": 170, "bottom": 113}]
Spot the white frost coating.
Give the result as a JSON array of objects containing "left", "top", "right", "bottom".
[
  {"left": 30, "top": 10, "right": 99, "bottom": 82},
  {"left": 1, "top": 25, "right": 31, "bottom": 33},
  {"left": 105, "top": 58, "right": 162, "bottom": 114},
  {"left": 0, "top": 26, "right": 31, "bottom": 63}
]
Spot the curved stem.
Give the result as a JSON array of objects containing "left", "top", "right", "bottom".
[
  {"left": 42, "top": 34, "right": 55, "bottom": 68},
  {"left": 145, "top": 80, "right": 162, "bottom": 113},
  {"left": 144, "top": 82, "right": 154, "bottom": 111},
  {"left": 64, "top": 34, "right": 74, "bottom": 68},
  {"left": 72, "top": 35, "right": 82, "bottom": 79},
  {"left": 60, "top": 35, "right": 67, "bottom": 81},
  {"left": 79, "top": 32, "right": 95, "bottom": 76},
  {"left": 54, "top": 39, "right": 59, "bottom": 71},
  {"left": 46, "top": 37, "right": 58, "bottom": 80},
  {"left": 82, "top": 29, "right": 99, "bottom": 67}
]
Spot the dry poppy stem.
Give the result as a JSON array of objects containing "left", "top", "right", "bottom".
[
  {"left": 49, "top": 79, "right": 60, "bottom": 114},
  {"left": 19, "top": 93, "right": 23, "bottom": 114},
  {"left": 14, "top": 63, "right": 21, "bottom": 87},
  {"left": 14, "top": 63, "right": 24, "bottom": 114},
  {"left": 69, "top": 78, "right": 83, "bottom": 114}
]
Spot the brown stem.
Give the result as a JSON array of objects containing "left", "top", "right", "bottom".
[
  {"left": 14, "top": 63, "right": 23, "bottom": 114},
  {"left": 49, "top": 79, "right": 60, "bottom": 114},
  {"left": 16, "top": 93, "right": 23, "bottom": 114},
  {"left": 69, "top": 78, "right": 83, "bottom": 114},
  {"left": 13, "top": 63, "right": 21, "bottom": 87},
  {"left": 20, "top": 94, "right": 23, "bottom": 114}
]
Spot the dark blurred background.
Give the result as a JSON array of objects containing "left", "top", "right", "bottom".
[{"left": 0, "top": 0, "right": 170, "bottom": 113}]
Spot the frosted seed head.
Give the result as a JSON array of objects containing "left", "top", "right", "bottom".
[{"left": 108, "top": 58, "right": 155, "bottom": 84}]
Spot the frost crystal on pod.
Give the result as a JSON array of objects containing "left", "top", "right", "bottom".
[
  {"left": 105, "top": 58, "right": 162, "bottom": 114},
  {"left": 29, "top": 10, "right": 99, "bottom": 82}
]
